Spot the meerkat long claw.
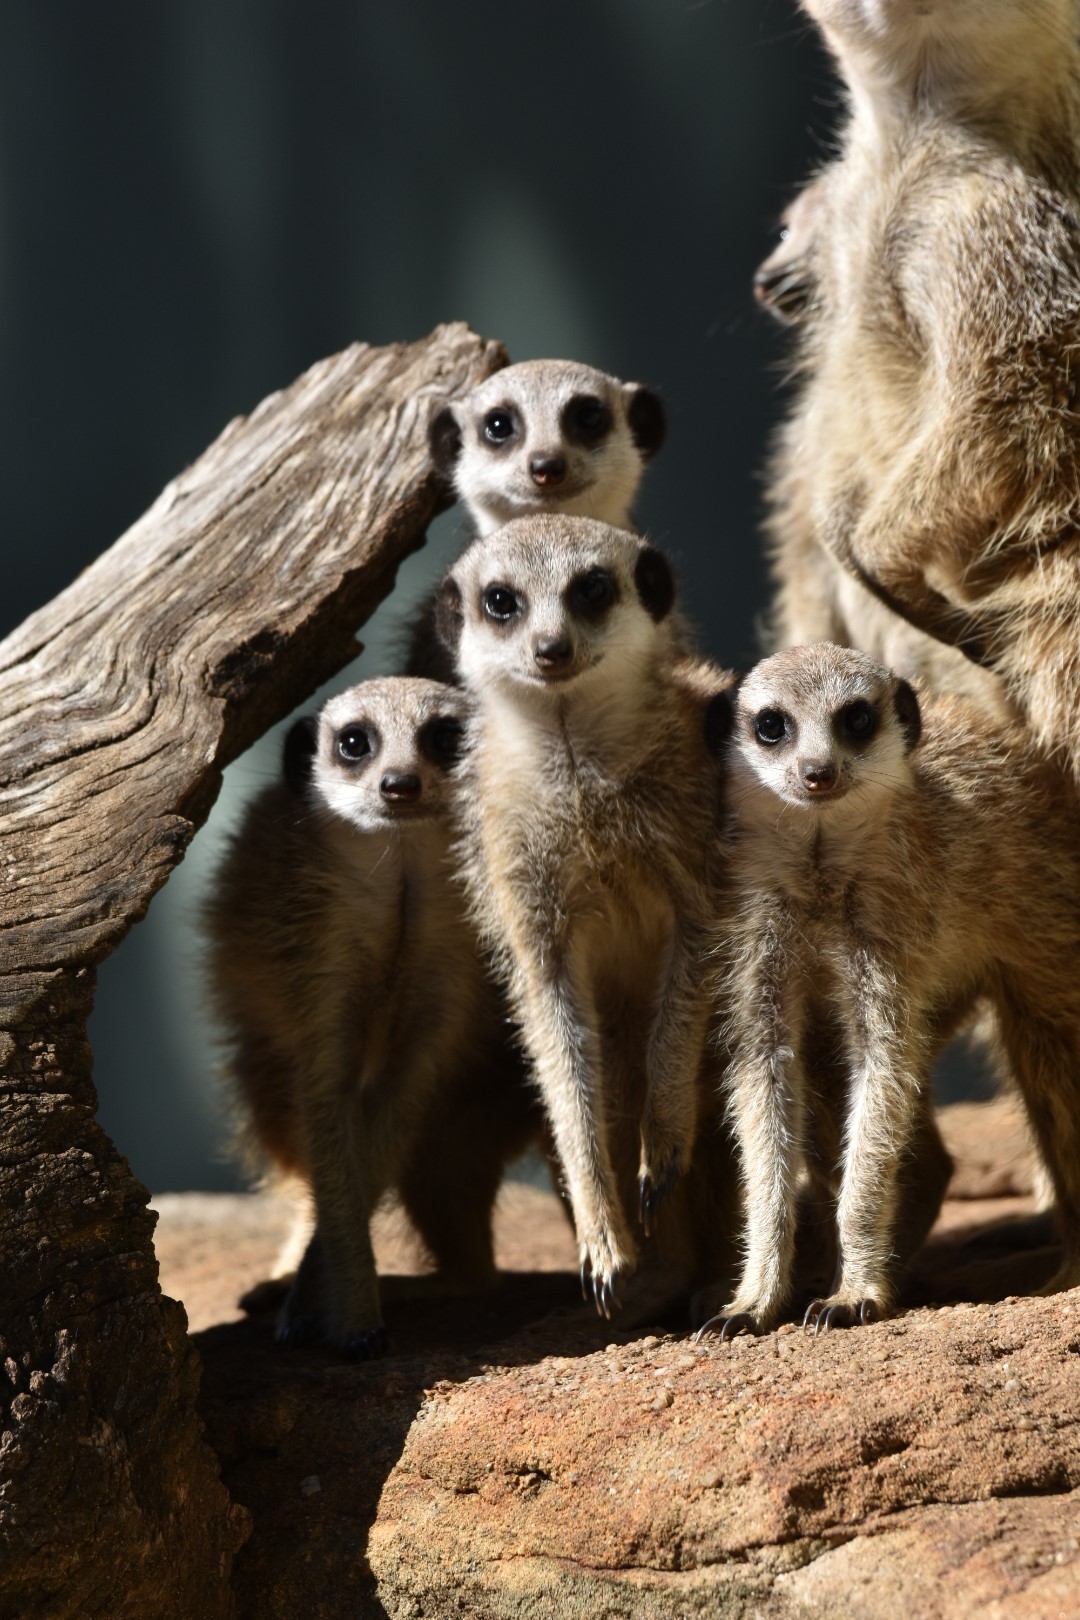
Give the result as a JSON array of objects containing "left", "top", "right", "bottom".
[
  {"left": 803, "top": 1299, "right": 827, "bottom": 1333},
  {"left": 858, "top": 1300, "right": 879, "bottom": 1326},
  {"left": 580, "top": 1258, "right": 591, "bottom": 1302},
  {"left": 340, "top": 1326, "right": 388, "bottom": 1361},
  {"left": 694, "top": 1311, "right": 759, "bottom": 1344}
]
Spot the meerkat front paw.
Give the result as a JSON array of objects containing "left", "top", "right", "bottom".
[
  {"left": 637, "top": 1118, "right": 694, "bottom": 1237},
  {"left": 579, "top": 1231, "right": 636, "bottom": 1320},
  {"left": 802, "top": 1295, "right": 885, "bottom": 1334}
]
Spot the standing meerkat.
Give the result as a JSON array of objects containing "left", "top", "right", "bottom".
[
  {"left": 698, "top": 644, "right": 1080, "bottom": 1340},
  {"left": 764, "top": 0, "right": 1080, "bottom": 730},
  {"left": 407, "top": 359, "right": 666, "bottom": 682},
  {"left": 437, "top": 514, "right": 738, "bottom": 1317},
  {"left": 203, "top": 677, "right": 538, "bottom": 1358},
  {"left": 753, "top": 179, "right": 826, "bottom": 328}
]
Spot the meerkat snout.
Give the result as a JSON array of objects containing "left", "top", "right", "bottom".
[
  {"left": 799, "top": 758, "right": 838, "bottom": 793},
  {"left": 533, "top": 633, "right": 574, "bottom": 674},
  {"left": 380, "top": 771, "right": 422, "bottom": 805},
  {"left": 529, "top": 453, "right": 566, "bottom": 488}
]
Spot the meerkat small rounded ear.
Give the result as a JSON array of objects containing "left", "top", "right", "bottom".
[
  {"left": 283, "top": 715, "right": 319, "bottom": 794},
  {"left": 633, "top": 545, "right": 676, "bottom": 622},
  {"left": 704, "top": 688, "right": 736, "bottom": 755},
  {"left": 893, "top": 678, "right": 922, "bottom": 749},
  {"left": 435, "top": 576, "right": 464, "bottom": 653},
  {"left": 625, "top": 385, "right": 667, "bottom": 461},
  {"left": 428, "top": 404, "right": 463, "bottom": 475}
]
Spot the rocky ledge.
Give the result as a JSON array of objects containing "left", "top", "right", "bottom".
[{"left": 154, "top": 1100, "right": 1080, "bottom": 1618}]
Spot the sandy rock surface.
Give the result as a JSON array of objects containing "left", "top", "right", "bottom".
[{"left": 153, "top": 1106, "right": 1080, "bottom": 1619}]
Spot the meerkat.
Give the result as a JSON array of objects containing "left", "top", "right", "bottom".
[
  {"left": 436, "top": 514, "right": 740, "bottom": 1318},
  {"left": 406, "top": 359, "right": 666, "bottom": 682},
  {"left": 767, "top": 0, "right": 1080, "bottom": 745},
  {"left": 696, "top": 644, "right": 1080, "bottom": 1340},
  {"left": 753, "top": 180, "right": 825, "bottom": 327},
  {"left": 203, "top": 677, "right": 538, "bottom": 1358}
]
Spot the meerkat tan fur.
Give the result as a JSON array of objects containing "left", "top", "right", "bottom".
[
  {"left": 699, "top": 643, "right": 1080, "bottom": 1339},
  {"left": 203, "top": 677, "right": 537, "bottom": 1358},
  {"left": 765, "top": 0, "right": 1080, "bottom": 732},
  {"left": 437, "top": 514, "right": 739, "bottom": 1318},
  {"left": 407, "top": 359, "right": 666, "bottom": 682}
]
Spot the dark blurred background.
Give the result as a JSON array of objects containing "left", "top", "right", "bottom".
[{"left": 7, "top": 1, "right": 956, "bottom": 1193}]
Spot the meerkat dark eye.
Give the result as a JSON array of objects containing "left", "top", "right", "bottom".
[
  {"left": 419, "top": 715, "right": 465, "bottom": 768},
  {"left": 562, "top": 394, "right": 612, "bottom": 447},
  {"left": 838, "top": 701, "right": 878, "bottom": 743},
  {"left": 482, "top": 409, "right": 516, "bottom": 445},
  {"left": 754, "top": 709, "right": 790, "bottom": 746},
  {"left": 569, "top": 567, "right": 617, "bottom": 618},
  {"left": 482, "top": 583, "right": 522, "bottom": 623},
  {"left": 336, "top": 725, "right": 372, "bottom": 763}
]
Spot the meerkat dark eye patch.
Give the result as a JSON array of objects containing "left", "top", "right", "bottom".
[
  {"left": 282, "top": 715, "right": 318, "bottom": 794},
  {"left": 836, "top": 700, "right": 879, "bottom": 744},
  {"left": 893, "top": 679, "right": 922, "bottom": 749},
  {"left": 754, "top": 708, "right": 790, "bottom": 746},
  {"left": 625, "top": 386, "right": 667, "bottom": 460},
  {"left": 428, "top": 405, "right": 463, "bottom": 473},
  {"left": 337, "top": 725, "right": 374, "bottom": 764},
  {"left": 633, "top": 545, "right": 675, "bottom": 622},
  {"left": 561, "top": 394, "right": 613, "bottom": 447},
  {"left": 482, "top": 408, "right": 517, "bottom": 447},
  {"left": 482, "top": 583, "right": 523, "bottom": 623},
  {"left": 419, "top": 715, "right": 465, "bottom": 769},
  {"left": 568, "top": 567, "right": 618, "bottom": 619}
]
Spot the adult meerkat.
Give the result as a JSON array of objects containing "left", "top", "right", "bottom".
[
  {"left": 698, "top": 644, "right": 1080, "bottom": 1340},
  {"left": 765, "top": 0, "right": 1080, "bottom": 728},
  {"left": 203, "top": 677, "right": 538, "bottom": 1358},
  {"left": 407, "top": 359, "right": 666, "bottom": 682},
  {"left": 753, "top": 180, "right": 826, "bottom": 327},
  {"left": 437, "top": 515, "right": 738, "bottom": 1317}
]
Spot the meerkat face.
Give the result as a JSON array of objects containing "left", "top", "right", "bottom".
[
  {"left": 285, "top": 677, "right": 468, "bottom": 832},
  {"left": 434, "top": 514, "right": 676, "bottom": 699},
  {"left": 428, "top": 360, "right": 666, "bottom": 536},
  {"left": 726, "top": 645, "right": 921, "bottom": 819},
  {"left": 754, "top": 181, "right": 825, "bottom": 328},
  {"left": 801, "top": 0, "right": 1073, "bottom": 98}
]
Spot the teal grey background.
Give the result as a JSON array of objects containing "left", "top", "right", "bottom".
[{"left": 2, "top": 4, "right": 983, "bottom": 1191}]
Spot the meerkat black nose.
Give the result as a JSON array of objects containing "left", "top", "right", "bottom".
[
  {"left": 529, "top": 454, "right": 567, "bottom": 488},
  {"left": 800, "top": 759, "right": 838, "bottom": 792},
  {"left": 533, "top": 635, "right": 574, "bottom": 672},
  {"left": 380, "top": 772, "right": 422, "bottom": 804}
]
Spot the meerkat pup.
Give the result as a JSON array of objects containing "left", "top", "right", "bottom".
[
  {"left": 406, "top": 360, "right": 666, "bottom": 682},
  {"left": 698, "top": 644, "right": 1080, "bottom": 1340},
  {"left": 437, "top": 514, "right": 738, "bottom": 1317},
  {"left": 203, "top": 677, "right": 537, "bottom": 1358},
  {"left": 765, "top": 0, "right": 1080, "bottom": 728}
]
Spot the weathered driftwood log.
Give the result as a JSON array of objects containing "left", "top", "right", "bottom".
[{"left": 0, "top": 323, "right": 506, "bottom": 1619}]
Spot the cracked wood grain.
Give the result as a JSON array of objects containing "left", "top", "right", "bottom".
[{"left": 0, "top": 323, "right": 506, "bottom": 1619}]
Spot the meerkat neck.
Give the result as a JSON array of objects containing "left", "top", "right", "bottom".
[{"left": 835, "top": 23, "right": 1080, "bottom": 163}]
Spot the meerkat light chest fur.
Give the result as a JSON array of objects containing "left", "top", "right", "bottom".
[
  {"left": 439, "top": 514, "right": 738, "bottom": 1318},
  {"left": 203, "top": 676, "right": 536, "bottom": 1358},
  {"left": 767, "top": 0, "right": 1080, "bottom": 734},
  {"left": 701, "top": 643, "right": 1080, "bottom": 1340}
]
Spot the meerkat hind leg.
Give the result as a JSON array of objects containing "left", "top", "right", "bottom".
[{"left": 996, "top": 990, "right": 1080, "bottom": 1296}]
